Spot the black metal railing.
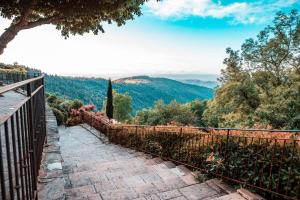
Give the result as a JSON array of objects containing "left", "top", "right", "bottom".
[
  {"left": 0, "top": 75, "right": 46, "bottom": 200},
  {"left": 104, "top": 125, "right": 300, "bottom": 200},
  {"left": 0, "top": 71, "right": 41, "bottom": 85}
]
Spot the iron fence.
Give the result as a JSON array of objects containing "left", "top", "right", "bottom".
[
  {"left": 0, "top": 72, "right": 41, "bottom": 85},
  {"left": 104, "top": 124, "right": 300, "bottom": 200},
  {"left": 0, "top": 75, "right": 46, "bottom": 200}
]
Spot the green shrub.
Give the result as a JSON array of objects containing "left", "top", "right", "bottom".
[
  {"left": 51, "top": 107, "right": 65, "bottom": 126},
  {"left": 47, "top": 95, "right": 57, "bottom": 104},
  {"left": 70, "top": 99, "right": 83, "bottom": 110}
]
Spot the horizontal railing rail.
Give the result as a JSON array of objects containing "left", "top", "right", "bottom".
[
  {"left": 0, "top": 75, "right": 44, "bottom": 95},
  {"left": 0, "top": 75, "right": 46, "bottom": 200},
  {"left": 111, "top": 124, "right": 300, "bottom": 134},
  {"left": 0, "top": 71, "right": 41, "bottom": 85}
]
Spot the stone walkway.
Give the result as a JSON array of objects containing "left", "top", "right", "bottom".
[
  {"left": 0, "top": 90, "right": 26, "bottom": 118},
  {"left": 60, "top": 125, "right": 248, "bottom": 200}
]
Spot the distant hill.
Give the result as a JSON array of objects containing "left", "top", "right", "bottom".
[
  {"left": 45, "top": 75, "right": 214, "bottom": 113},
  {"left": 153, "top": 73, "right": 219, "bottom": 82},
  {"left": 180, "top": 79, "right": 218, "bottom": 89}
]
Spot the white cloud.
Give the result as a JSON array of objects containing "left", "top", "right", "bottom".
[{"left": 146, "top": 0, "right": 299, "bottom": 24}]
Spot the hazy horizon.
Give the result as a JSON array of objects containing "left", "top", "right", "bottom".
[{"left": 44, "top": 72, "right": 219, "bottom": 82}]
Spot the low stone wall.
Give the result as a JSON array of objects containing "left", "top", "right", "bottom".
[
  {"left": 81, "top": 111, "right": 112, "bottom": 134},
  {"left": 37, "top": 104, "right": 65, "bottom": 200}
]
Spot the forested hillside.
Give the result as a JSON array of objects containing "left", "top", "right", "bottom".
[{"left": 45, "top": 75, "right": 213, "bottom": 113}]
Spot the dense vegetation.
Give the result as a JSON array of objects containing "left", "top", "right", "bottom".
[
  {"left": 203, "top": 10, "right": 300, "bottom": 129},
  {"left": 134, "top": 99, "right": 207, "bottom": 127},
  {"left": 44, "top": 75, "right": 213, "bottom": 114},
  {"left": 102, "top": 90, "right": 133, "bottom": 123},
  {"left": 0, "top": 62, "right": 41, "bottom": 74},
  {"left": 45, "top": 93, "right": 84, "bottom": 125},
  {"left": 112, "top": 92, "right": 133, "bottom": 123}
]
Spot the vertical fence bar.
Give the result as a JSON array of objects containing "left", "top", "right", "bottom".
[
  {"left": 16, "top": 110, "right": 25, "bottom": 200},
  {"left": 0, "top": 124, "right": 7, "bottom": 200},
  {"left": 10, "top": 114, "right": 21, "bottom": 200},
  {"left": 27, "top": 82, "right": 37, "bottom": 198},
  {"left": 20, "top": 106, "right": 29, "bottom": 199},
  {"left": 4, "top": 121, "right": 14, "bottom": 199}
]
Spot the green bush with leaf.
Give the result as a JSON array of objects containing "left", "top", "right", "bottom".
[
  {"left": 46, "top": 93, "right": 84, "bottom": 125},
  {"left": 134, "top": 99, "right": 207, "bottom": 126},
  {"left": 51, "top": 108, "right": 65, "bottom": 126}
]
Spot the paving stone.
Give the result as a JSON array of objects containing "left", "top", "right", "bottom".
[
  {"left": 38, "top": 177, "right": 65, "bottom": 200},
  {"left": 170, "top": 196, "right": 188, "bottom": 200},
  {"left": 179, "top": 183, "right": 221, "bottom": 200},
  {"left": 157, "top": 189, "right": 182, "bottom": 199},
  {"left": 176, "top": 165, "right": 192, "bottom": 175},
  {"left": 180, "top": 174, "right": 199, "bottom": 185},
  {"left": 133, "top": 198, "right": 147, "bottom": 200},
  {"left": 94, "top": 180, "right": 117, "bottom": 192},
  {"left": 144, "top": 194, "right": 161, "bottom": 200},
  {"left": 66, "top": 185, "right": 96, "bottom": 198},
  {"left": 163, "top": 177, "right": 188, "bottom": 190},
  {"left": 69, "top": 174, "right": 92, "bottom": 188},
  {"left": 140, "top": 173, "right": 162, "bottom": 183},
  {"left": 205, "top": 179, "right": 235, "bottom": 194},
  {"left": 170, "top": 168, "right": 186, "bottom": 177},
  {"left": 100, "top": 188, "right": 138, "bottom": 200},
  {"left": 87, "top": 193, "right": 103, "bottom": 200},
  {"left": 210, "top": 192, "right": 246, "bottom": 200},
  {"left": 163, "top": 161, "right": 177, "bottom": 168},
  {"left": 135, "top": 183, "right": 159, "bottom": 197},
  {"left": 123, "top": 175, "right": 146, "bottom": 187},
  {"left": 155, "top": 183, "right": 171, "bottom": 192},
  {"left": 89, "top": 174, "right": 109, "bottom": 184}
]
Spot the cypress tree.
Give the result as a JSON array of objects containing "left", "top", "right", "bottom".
[{"left": 106, "top": 78, "right": 114, "bottom": 119}]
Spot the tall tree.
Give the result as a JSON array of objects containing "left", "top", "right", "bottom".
[
  {"left": 106, "top": 78, "right": 113, "bottom": 119},
  {"left": 0, "top": 0, "right": 148, "bottom": 55},
  {"left": 204, "top": 9, "right": 300, "bottom": 129},
  {"left": 113, "top": 92, "right": 132, "bottom": 122}
]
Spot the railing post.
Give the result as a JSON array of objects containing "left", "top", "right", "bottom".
[
  {"left": 41, "top": 76, "right": 47, "bottom": 144},
  {"left": 26, "top": 82, "right": 38, "bottom": 198},
  {"left": 179, "top": 127, "right": 183, "bottom": 161},
  {"left": 223, "top": 129, "right": 230, "bottom": 176}
]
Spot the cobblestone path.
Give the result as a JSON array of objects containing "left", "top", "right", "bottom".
[{"left": 60, "top": 125, "right": 247, "bottom": 200}]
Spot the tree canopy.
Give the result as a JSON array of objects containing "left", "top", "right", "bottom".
[
  {"left": 204, "top": 10, "right": 300, "bottom": 129},
  {"left": 113, "top": 92, "right": 133, "bottom": 122},
  {"left": 134, "top": 99, "right": 208, "bottom": 126},
  {"left": 0, "top": 0, "right": 149, "bottom": 55}
]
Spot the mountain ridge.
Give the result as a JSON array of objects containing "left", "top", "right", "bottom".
[{"left": 45, "top": 75, "right": 214, "bottom": 113}]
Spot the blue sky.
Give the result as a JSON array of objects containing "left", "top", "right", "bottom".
[{"left": 0, "top": 0, "right": 299, "bottom": 78}]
